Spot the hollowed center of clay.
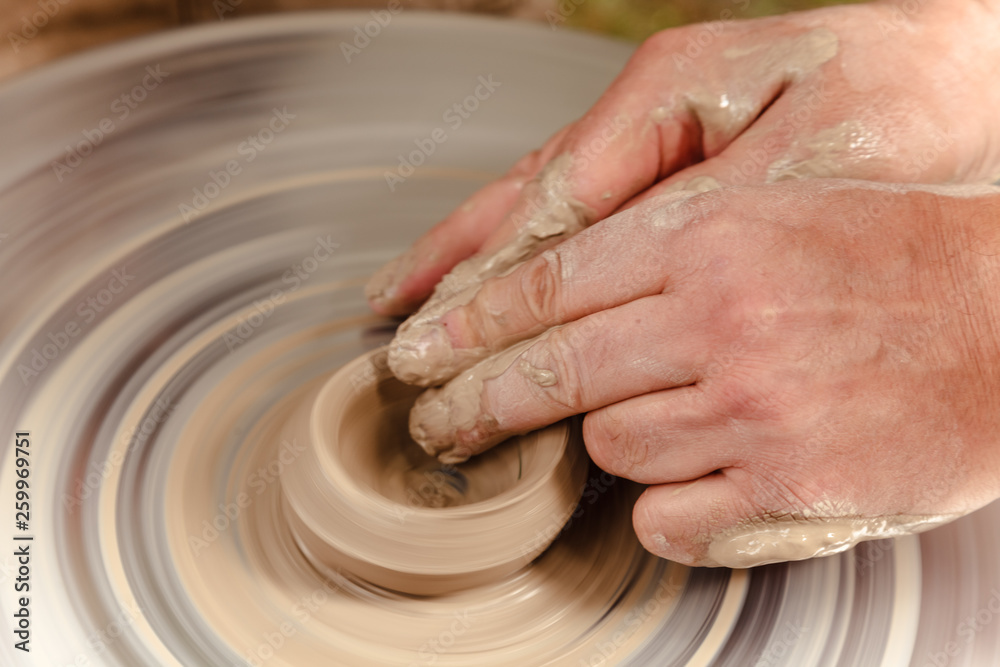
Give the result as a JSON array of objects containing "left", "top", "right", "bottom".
[
  {"left": 279, "top": 347, "right": 588, "bottom": 595},
  {"left": 342, "top": 375, "right": 529, "bottom": 510}
]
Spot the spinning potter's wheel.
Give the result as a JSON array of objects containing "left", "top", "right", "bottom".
[{"left": 1, "top": 12, "right": 999, "bottom": 666}]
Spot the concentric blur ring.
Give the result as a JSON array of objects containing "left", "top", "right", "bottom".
[{"left": 1, "top": 11, "right": 998, "bottom": 667}]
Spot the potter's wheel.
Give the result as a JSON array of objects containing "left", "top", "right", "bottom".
[{"left": 2, "top": 12, "right": 999, "bottom": 666}]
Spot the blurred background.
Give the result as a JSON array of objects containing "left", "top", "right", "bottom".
[{"left": 1, "top": 0, "right": 862, "bottom": 81}]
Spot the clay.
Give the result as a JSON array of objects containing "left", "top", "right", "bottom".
[
  {"left": 766, "top": 120, "right": 880, "bottom": 181},
  {"left": 705, "top": 512, "right": 956, "bottom": 568},
  {"left": 384, "top": 29, "right": 840, "bottom": 391},
  {"left": 660, "top": 176, "right": 722, "bottom": 194},
  {"left": 722, "top": 28, "right": 839, "bottom": 76},
  {"left": 388, "top": 154, "right": 596, "bottom": 387},
  {"left": 280, "top": 347, "right": 589, "bottom": 594},
  {"left": 157, "top": 326, "right": 709, "bottom": 666},
  {"left": 365, "top": 250, "right": 420, "bottom": 314},
  {"left": 408, "top": 331, "right": 556, "bottom": 462},
  {"left": 517, "top": 359, "right": 557, "bottom": 387}
]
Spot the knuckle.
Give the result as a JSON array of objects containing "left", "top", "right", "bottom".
[
  {"left": 582, "top": 412, "right": 620, "bottom": 473},
  {"left": 746, "top": 471, "right": 822, "bottom": 520},
  {"left": 507, "top": 148, "right": 547, "bottom": 179},
  {"left": 631, "top": 497, "right": 665, "bottom": 550},
  {"left": 636, "top": 29, "right": 677, "bottom": 58},
  {"left": 522, "top": 326, "right": 587, "bottom": 412},
  {"left": 583, "top": 411, "right": 650, "bottom": 478},
  {"left": 709, "top": 375, "right": 786, "bottom": 424},
  {"left": 516, "top": 249, "right": 564, "bottom": 329}
]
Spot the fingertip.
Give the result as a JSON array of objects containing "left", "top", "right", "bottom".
[
  {"left": 632, "top": 488, "right": 700, "bottom": 566},
  {"left": 365, "top": 252, "right": 419, "bottom": 316},
  {"left": 581, "top": 409, "right": 623, "bottom": 477},
  {"left": 366, "top": 293, "right": 408, "bottom": 317},
  {"left": 633, "top": 476, "right": 749, "bottom": 567}
]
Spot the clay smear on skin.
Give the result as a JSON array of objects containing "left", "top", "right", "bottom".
[
  {"left": 409, "top": 332, "right": 559, "bottom": 463},
  {"left": 704, "top": 511, "right": 957, "bottom": 568},
  {"left": 767, "top": 120, "right": 882, "bottom": 181},
  {"left": 722, "top": 27, "right": 838, "bottom": 75},
  {"left": 389, "top": 27, "right": 841, "bottom": 390},
  {"left": 675, "top": 28, "right": 840, "bottom": 148},
  {"left": 161, "top": 334, "right": 690, "bottom": 665},
  {"left": 388, "top": 153, "right": 595, "bottom": 387}
]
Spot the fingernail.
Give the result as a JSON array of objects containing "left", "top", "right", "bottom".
[
  {"left": 365, "top": 251, "right": 417, "bottom": 314},
  {"left": 409, "top": 387, "right": 462, "bottom": 460},
  {"left": 410, "top": 375, "right": 509, "bottom": 464},
  {"left": 388, "top": 322, "right": 456, "bottom": 387},
  {"left": 365, "top": 259, "right": 398, "bottom": 307}
]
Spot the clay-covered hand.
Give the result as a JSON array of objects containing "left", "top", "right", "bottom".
[
  {"left": 400, "top": 181, "right": 1000, "bottom": 567},
  {"left": 366, "top": 0, "right": 1000, "bottom": 327}
]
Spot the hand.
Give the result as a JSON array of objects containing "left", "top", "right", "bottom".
[
  {"left": 400, "top": 180, "right": 1000, "bottom": 567},
  {"left": 366, "top": 0, "right": 1000, "bottom": 327}
]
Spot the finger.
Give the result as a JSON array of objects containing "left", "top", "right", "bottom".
[
  {"left": 365, "top": 127, "right": 573, "bottom": 316},
  {"left": 632, "top": 472, "right": 756, "bottom": 567},
  {"left": 616, "top": 93, "right": 835, "bottom": 209},
  {"left": 365, "top": 178, "right": 529, "bottom": 316},
  {"left": 388, "top": 189, "right": 709, "bottom": 385},
  {"left": 388, "top": 31, "right": 797, "bottom": 382},
  {"left": 407, "top": 295, "right": 711, "bottom": 463},
  {"left": 582, "top": 389, "right": 739, "bottom": 484},
  {"left": 620, "top": 75, "right": 930, "bottom": 212},
  {"left": 470, "top": 25, "right": 799, "bottom": 258}
]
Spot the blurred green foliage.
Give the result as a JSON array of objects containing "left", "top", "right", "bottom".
[{"left": 563, "top": 0, "right": 865, "bottom": 41}]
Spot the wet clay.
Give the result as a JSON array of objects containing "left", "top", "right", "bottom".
[
  {"left": 388, "top": 154, "right": 595, "bottom": 387},
  {"left": 705, "top": 512, "right": 957, "bottom": 568},
  {"left": 160, "top": 321, "right": 711, "bottom": 666},
  {"left": 385, "top": 29, "right": 841, "bottom": 391},
  {"left": 365, "top": 250, "right": 421, "bottom": 315},
  {"left": 675, "top": 28, "right": 839, "bottom": 151},
  {"left": 766, "top": 120, "right": 881, "bottom": 181},
  {"left": 722, "top": 27, "right": 838, "bottom": 76},
  {"left": 280, "top": 347, "right": 588, "bottom": 594},
  {"left": 408, "top": 331, "right": 557, "bottom": 462}
]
